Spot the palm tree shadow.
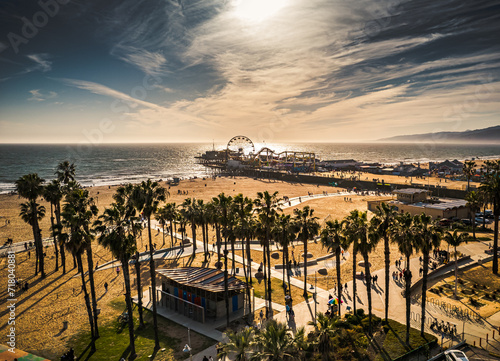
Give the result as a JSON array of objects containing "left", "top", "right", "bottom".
[
  {"left": 386, "top": 323, "right": 412, "bottom": 352},
  {"left": 78, "top": 342, "right": 96, "bottom": 361}
]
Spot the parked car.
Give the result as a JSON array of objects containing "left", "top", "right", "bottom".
[
  {"left": 438, "top": 218, "right": 452, "bottom": 227},
  {"left": 444, "top": 350, "right": 469, "bottom": 361},
  {"left": 461, "top": 219, "right": 480, "bottom": 226},
  {"left": 475, "top": 217, "right": 492, "bottom": 224}
]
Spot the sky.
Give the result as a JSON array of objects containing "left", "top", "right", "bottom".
[{"left": 0, "top": 0, "right": 499, "bottom": 144}]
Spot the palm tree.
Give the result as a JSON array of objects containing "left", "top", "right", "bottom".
[
  {"left": 389, "top": 212, "right": 417, "bottom": 345},
  {"left": 15, "top": 173, "right": 45, "bottom": 277},
  {"left": 463, "top": 160, "right": 476, "bottom": 192},
  {"left": 61, "top": 190, "right": 97, "bottom": 352},
  {"left": 479, "top": 170, "right": 500, "bottom": 274},
  {"left": 342, "top": 210, "right": 362, "bottom": 315},
  {"left": 19, "top": 201, "right": 46, "bottom": 274},
  {"left": 65, "top": 187, "right": 100, "bottom": 338},
  {"left": 132, "top": 179, "right": 166, "bottom": 350},
  {"left": 218, "top": 327, "right": 254, "bottom": 361},
  {"left": 359, "top": 213, "right": 379, "bottom": 335},
  {"left": 251, "top": 320, "right": 295, "bottom": 361},
  {"left": 181, "top": 198, "right": 198, "bottom": 258},
  {"left": 255, "top": 191, "right": 281, "bottom": 317},
  {"left": 414, "top": 214, "right": 441, "bottom": 336},
  {"left": 320, "top": 220, "right": 346, "bottom": 318},
  {"left": 196, "top": 199, "right": 209, "bottom": 262},
  {"left": 293, "top": 327, "right": 313, "bottom": 361},
  {"left": 43, "top": 180, "right": 63, "bottom": 271},
  {"left": 95, "top": 203, "right": 139, "bottom": 359},
  {"left": 155, "top": 206, "right": 168, "bottom": 247},
  {"left": 465, "top": 191, "right": 481, "bottom": 240},
  {"left": 444, "top": 230, "right": 469, "bottom": 298},
  {"left": 162, "top": 202, "right": 177, "bottom": 249},
  {"left": 293, "top": 206, "right": 319, "bottom": 297},
  {"left": 56, "top": 160, "right": 76, "bottom": 186},
  {"left": 114, "top": 184, "right": 145, "bottom": 328},
  {"left": 274, "top": 214, "right": 295, "bottom": 295},
  {"left": 307, "top": 313, "right": 338, "bottom": 361},
  {"left": 372, "top": 202, "right": 397, "bottom": 323}
]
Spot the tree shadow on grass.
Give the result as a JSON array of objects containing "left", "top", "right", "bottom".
[{"left": 77, "top": 341, "right": 96, "bottom": 361}]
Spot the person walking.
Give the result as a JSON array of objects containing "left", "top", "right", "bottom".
[
  {"left": 116, "top": 266, "right": 120, "bottom": 276},
  {"left": 104, "top": 282, "right": 108, "bottom": 293}
]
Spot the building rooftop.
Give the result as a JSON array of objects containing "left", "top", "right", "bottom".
[
  {"left": 390, "top": 198, "right": 467, "bottom": 210},
  {"left": 157, "top": 267, "right": 248, "bottom": 293},
  {"left": 393, "top": 188, "right": 430, "bottom": 195}
]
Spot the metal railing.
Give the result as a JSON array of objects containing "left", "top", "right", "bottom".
[{"left": 156, "top": 288, "right": 205, "bottom": 323}]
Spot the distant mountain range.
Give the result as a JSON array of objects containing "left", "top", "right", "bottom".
[{"left": 380, "top": 125, "right": 500, "bottom": 143}]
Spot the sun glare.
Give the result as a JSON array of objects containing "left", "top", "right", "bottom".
[{"left": 232, "top": 0, "right": 287, "bottom": 23}]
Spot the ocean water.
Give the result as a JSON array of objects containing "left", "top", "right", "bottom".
[{"left": 1, "top": 142, "right": 500, "bottom": 194}]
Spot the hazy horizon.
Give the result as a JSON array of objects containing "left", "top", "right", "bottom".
[{"left": 1, "top": 0, "right": 499, "bottom": 143}]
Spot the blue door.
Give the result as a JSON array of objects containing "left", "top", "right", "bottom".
[
  {"left": 174, "top": 287, "right": 178, "bottom": 297},
  {"left": 232, "top": 295, "right": 238, "bottom": 312}
]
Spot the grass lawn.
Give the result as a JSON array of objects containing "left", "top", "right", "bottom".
[
  {"left": 372, "top": 319, "right": 437, "bottom": 361},
  {"left": 68, "top": 298, "right": 215, "bottom": 361},
  {"left": 238, "top": 274, "right": 313, "bottom": 306}
]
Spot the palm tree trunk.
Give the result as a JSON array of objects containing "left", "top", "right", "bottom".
[
  {"left": 134, "top": 251, "right": 145, "bottom": 328},
  {"left": 231, "top": 236, "right": 236, "bottom": 274},
  {"left": 77, "top": 254, "right": 96, "bottom": 352},
  {"left": 34, "top": 217, "right": 45, "bottom": 278},
  {"left": 405, "top": 255, "right": 411, "bottom": 345},
  {"left": 421, "top": 250, "right": 430, "bottom": 336},
  {"left": 162, "top": 222, "right": 165, "bottom": 247},
  {"left": 494, "top": 206, "right": 499, "bottom": 275},
  {"left": 49, "top": 203, "right": 59, "bottom": 271},
  {"left": 363, "top": 253, "right": 372, "bottom": 336},
  {"left": 122, "top": 258, "right": 136, "bottom": 358},
  {"left": 285, "top": 242, "right": 291, "bottom": 295},
  {"left": 216, "top": 224, "right": 221, "bottom": 265},
  {"left": 336, "top": 246, "right": 341, "bottom": 318},
  {"left": 56, "top": 202, "right": 66, "bottom": 274},
  {"left": 191, "top": 223, "right": 197, "bottom": 258},
  {"left": 384, "top": 236, "right": 390, "bottom": 323},
  {"left": 202, "top": 222, "right": 207, "bottom": 263},
  {"left": 85, "top": 245, "right": 99, "bottom": 338},
  {"left": 352, "top": 248, "right": 357, "bottom": 315},
  {"left": 169, "top": 220, "right": 174, "bottom": 248},
  {"left": 454, "top": 246, "right": 458, "bottom": 297},
  {"left": 148, "top": 216, "right": 160, "bottom": 350},
  {"left": 266, "top": 239, "right": 273, "bottom": 318},
  {"left": 31, "top": 217, "right": 39, "bottom": 276},
  {"left": 303, "top": 238, "right": 308, "bottom": 296},
  {"left": 263, "top": 241, "right": 268, "bottom": 316},
  {"left": 224, "top": 240, "right": 230, "bottom": 327}
]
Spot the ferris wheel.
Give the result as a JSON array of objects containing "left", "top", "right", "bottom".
[{"left": 227, "top": 135, "right": 255, "bottom": 155}]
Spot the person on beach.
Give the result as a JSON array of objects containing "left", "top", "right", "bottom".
[
  {"left": 116, "top": 266, "right": 120, "bottom": 276},
  {"left": 104, "top": 282, "right": 108, "bottom": 292}
]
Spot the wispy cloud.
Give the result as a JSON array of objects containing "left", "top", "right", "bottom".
[
  {"left": 111, "top": 45, "right": 167, "bottom": 76},
  {"left": 28, "top": 89, "right": 57, "bottom": 101},
  {"left": 26, "top": 54, "right": 52, "bottom": 72}
]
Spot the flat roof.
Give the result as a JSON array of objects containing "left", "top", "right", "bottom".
[
  {"left": 389, "top": 198, "right": 467, "bottom": 210},
  {"left": 393, "top": 188, "right": 430, "bottom": 195},
  {"left": 157, "top": 267, "right": 247, "bottom": 293}
]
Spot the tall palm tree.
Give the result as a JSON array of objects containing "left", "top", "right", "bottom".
[
  {"left": 414, "top": 214, "right": 442, "bottom": 336},
  {"left": 466, "top": 191, "right": 482, "bottom": 239},
  {"left": 218, "top": 326, "right": 254, "bottom": 361},
  {"left": 15, "top": 173, "right": 45, "bottom": 277},
  {"left": 95, "top": 203, "right": 139, "bottom": 359},
  {"left": 43, "top": 180, "right": 63, "bottom": 271},
  {"left": 307, "top": 313, "right": 338, "bottom": 361},
  {"left": 444, "top": 230, "right": 469, "bottom": 298},
  {"left": 293, "top": 206, "right": 319, "bottom": 297},
  {"left": 274, "top": 214, "right": 295, "bottom": 295},
  {"left": 479, "top": 169, "right": 500, "bottom": 274},
  {"left": 342, "top": 210, "right": 362, "bottom": 315},
  {"left": 61, "top": 190, "right": 97, "bottom": 352},
  {"left": 132, "top": 179, "right": 166, "bottom": 350},
  {"left": 255, "top": 191, "right": 281, "bottom": 317},
  {"left": 115, "top": 184, "right": 145, "bottom": 328},
  {"left": 372, "top": 202, "right": 397, "bottom": 323},
  {"left": 162, "top": 202, "right": 177, "bottom": 249},
  {"left": 320, "top": 220, "right": 346, "bottom": 318},
  {"left": 389, "top": 212, "right": 417, "bottom": 345},
  {"left": 65, "top": 187, "right": 100, "bottom": 338},
  {"left": 251, "top": 320, "right": 295, "bottom": 361},
  {"left": 19, "top": 201, "right": 46, "bottom": 274},
  {"left": 155, "top": 206, "right": 168, "bottom": 247},
  {"left": 181, "top": 198, "right": 198, "bottom": 258},
  {"left": 196, "top": 199, "right": 209, "bottom": 262},
  {"left": 463, "top": 160, "right": 476, "bottom": 192},
  {"left": 359, "top": 214, "right": 379, "bottom": 335}
]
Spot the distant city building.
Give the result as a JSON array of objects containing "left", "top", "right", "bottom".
[
  {"left": 367, "top": 188, "right": 469, "bottom": 219},
  {"left": 322, "top": 159, "right": 360, "bottom": 170}
]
